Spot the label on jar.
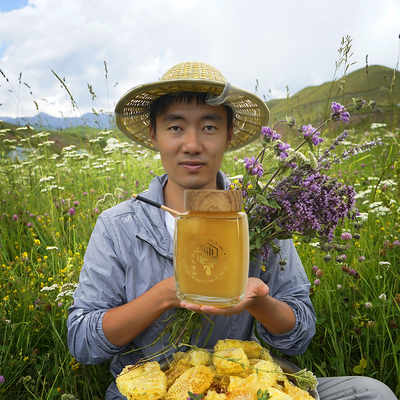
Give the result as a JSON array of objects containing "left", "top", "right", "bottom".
[{"left": 182, "top": 238, "right": 227, "bottom": 283}]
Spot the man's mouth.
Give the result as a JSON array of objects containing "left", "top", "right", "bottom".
[{"left": 180, "top": 161, "right": 206, "bottom": 171}]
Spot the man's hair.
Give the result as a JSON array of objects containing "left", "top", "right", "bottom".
[{"left": 149, "top": 92, "right": 234, "bottom": 131}]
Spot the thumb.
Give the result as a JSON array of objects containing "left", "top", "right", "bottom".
[{"left": 255, "top": 281, "right": 269, "bottom": 298}]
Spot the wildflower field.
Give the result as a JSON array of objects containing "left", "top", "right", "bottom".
[{"left": 1, "top": 77, "right": 400, "bottom": 398}]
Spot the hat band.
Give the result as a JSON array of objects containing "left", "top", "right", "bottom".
[{"left": 205, "top": 82, "right": 231, "bottom": 106}]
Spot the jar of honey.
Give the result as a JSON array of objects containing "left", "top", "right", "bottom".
[{"left": 174, "top": 190, "right": 249, "bottom": 307}]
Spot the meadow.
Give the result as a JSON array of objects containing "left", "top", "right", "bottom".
[{"left": 0, "top": 73, "right": 399, "bottom": 398}]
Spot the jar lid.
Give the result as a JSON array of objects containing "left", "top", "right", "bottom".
[{"left": 184, "top": 190, "right": 243, "bottom": 211}]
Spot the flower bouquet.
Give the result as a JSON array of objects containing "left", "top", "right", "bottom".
[{"left": 231, "top": 98, "right": 381, "bottom": 267}]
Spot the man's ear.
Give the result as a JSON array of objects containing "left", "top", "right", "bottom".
[
  {"left": 149, "top": 123, "right": 158, "bottom": 148},
  {"left": 225, "top": 123, "right": 234, "bottom": 149}
]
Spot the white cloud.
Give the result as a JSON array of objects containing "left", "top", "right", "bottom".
[{"left": 0, "top": 0, "right": 398, "bottom": 118}]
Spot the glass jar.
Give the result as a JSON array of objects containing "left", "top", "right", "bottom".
[{"left": 174, "top": 190, "right": 249, "bottom": 307}]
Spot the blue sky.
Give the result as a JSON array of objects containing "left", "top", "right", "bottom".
[
  {"left": 0, "top": 0, "right": 29, "bottom": 12},
  {"left": 0, "top": 0, "right": 399, "bottom": 118}
]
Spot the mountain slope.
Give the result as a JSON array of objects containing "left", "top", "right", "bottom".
[{"left": 266, "top": 65, "right": 400, "bottom": 125}]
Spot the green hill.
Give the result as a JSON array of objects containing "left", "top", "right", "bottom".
[{"left": 266, "top": 65, "right": 400, "bottom": 126}]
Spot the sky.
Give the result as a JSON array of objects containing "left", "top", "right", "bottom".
[{"left": 0, "top": 0, "right": 399, "bottom": 119}]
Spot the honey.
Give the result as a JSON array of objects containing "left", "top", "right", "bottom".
[{"left": 174, "top": 190, "right": 249, "bottom": 307}]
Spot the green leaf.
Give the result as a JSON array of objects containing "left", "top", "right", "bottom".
[
  {"left": 360, "top": 358, "right": 368, "bottom": 369},
  {"left": 275, "top": 232, "right": 292, "bottom": 240},
  {"left": 256, "top": 194, "right": 269, "bottom": 206},
  {"left": 353, "top": 365, "right": 364, "bottom": 374},
  {"left": 263, "top": 166, "right": 279, "bottom": 175},
  {"left": 267, "top": 199, "right": 280, "bottom": 210},
  {"left": 243, "top": 175, "right": 250, "bottom": 187}
]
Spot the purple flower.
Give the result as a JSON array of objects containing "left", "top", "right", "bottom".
[
  {"left": 301, "top": 125, "right": 323, "bottom": 146},
  {"left": 311, "top": 132, "right": 324, "bottom": 146},
  {"left": 277, "top": 142, "right": 290, "bottom": 159},
  {"left": 284, "top": 162, "right": 298, "bottom": 170},
  {"left": 358, "top": 256, "right": 366, "bottom": 262},
  {"left": 74, "top": 201, "right": 79, "bottom": 207},
  {"left": 312, "top": 265, "right": 319, "bottom": 274},
  {"left": 12, "top": 214, "right": 18, "bottom": 221},
  {"left": 83, "top": 192, "right": 88, "bottom": 195},
  {"left": 349, "top": 268, "right": 357, "bottom": 276},
  {"left": 314, "top": 279, "right": 321, "bottom": 285},
  {"left": 93, "top": 207, "right": 100, "bottom": 214},
  {"left": 365, "top": 302, "right": 372, "bottom": 309},
  {"left": 260, "top": 244, "right": 270, "bottom": 260},
  {"left": 34, "top": 299, "right": 41, "bottom": 306},
  {"left": 27, "top": 222, "right": 33, "bottom": 228},
  {"left": 68, "top": 208, "right": 75, "bottom": 216},
  {"left": 30, "top": 213, "right": 35, "bottom": 217},
  {"left": 331, "top": 102, "right": 350, "bottom": 123},
  {"left": 244, "top": 156, "right": 256, "bottom": 169},
  {"left": 341, "top": 232, "right": 352, "bottom": 240},
  {"left": 301, "top": 124, "right": 316, "bottom": 138},
  {"left": 57, "top": 302, "right": 63, "bottom": 307},
  {"left": 269, "top": 171, "right": 357, "bottom": 243},
  {"left": 0, "top": 375, "right": 4, "bottom": 384},
  {"left": 261, "top": 126, "right": 281, "bottom": 141},
  {"left": 244, "top": 156, "right": 264, "bottom": 177},
  {"left": 393, "top": 240, "right": 400, "bottom": 246}
]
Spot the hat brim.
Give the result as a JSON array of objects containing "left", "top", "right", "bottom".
[{"left": 114, "top": 79, "right": 269, "bottom": 152}]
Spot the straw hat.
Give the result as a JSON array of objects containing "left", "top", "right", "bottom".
[{"left": 114, "top": 61, "right": 269, "bottom": 152}]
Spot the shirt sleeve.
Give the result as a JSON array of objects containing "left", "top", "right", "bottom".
[
  {"left": 67, "top": 214, "right": 127, "bottom": 365},
  {"left": 254, "top": 239, "right": 316, "bottom": 355}
]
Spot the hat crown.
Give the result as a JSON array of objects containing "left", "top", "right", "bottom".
[{"left": 160, "top": 61, "right": 227, "bottom": 83}]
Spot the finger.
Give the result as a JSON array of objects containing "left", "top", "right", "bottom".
[
  {"left": 198, "top": 305, "right": 239, "bottom": 316},
  {"left": 256, "top": 283, "right": 269, "bottom": 297},
  {"left": 180, "top": 301, "right": 203, "bottom": 312}
]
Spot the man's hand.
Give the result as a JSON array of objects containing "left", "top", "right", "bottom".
[
  {"left": 179, "top": 277, "right": 295, "bottom": 334},
  {"left": 179, "top": 277, "right": 269, "bottom": 316}
]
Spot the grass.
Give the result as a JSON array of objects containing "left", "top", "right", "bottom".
[
  {"left": 0, "top": 118, "right": 399, "bottom": 399},
  {"left": 0, "top": 51, "right": 399, "bottom": 398}
]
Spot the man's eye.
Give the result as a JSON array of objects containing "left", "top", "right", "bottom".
[
  {"left": 204, "top": 126, "right": 216, "bottom": 132},
  {"left": 169, "top": 126, "right": 181, "bottom": 132}
]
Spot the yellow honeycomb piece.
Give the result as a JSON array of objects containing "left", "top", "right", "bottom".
[
  {"left": 254, "top": 360, "right": 283, "bottom": 389},
  {"left": 116, "top": 361, "right": 167, "bottom": 400},
  {"left": 284, "top": 381, "right": 315, "bottom": 400},
  {"left": 164, "top": 359, "right": 193, "bottom": 389},
  {"left": 214, "top": 339, "right": 262, "bottom": 360},
  {"left": 189, "top": 349, "right": 213, "bottom": 366},
  {"left": 166, "top": 365, "right": 214, "bottom": 400},
  {"left": 213, "top": 347, "right": 249, "bottom": 375},
  {"left": 204, "top": 390, "right": 227, "bottom": 399}
]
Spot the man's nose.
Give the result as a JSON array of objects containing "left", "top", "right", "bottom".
[{"left": 181, "top": 127, "right": 202, "bottom": 153}]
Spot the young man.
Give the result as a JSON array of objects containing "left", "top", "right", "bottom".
[{"left": 67, "top": 62, "right": 396, "bottom": 400}]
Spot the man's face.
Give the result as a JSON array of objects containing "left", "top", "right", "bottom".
[{"left": 150, "top": 99, "right": 232, "bottom": 192}]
